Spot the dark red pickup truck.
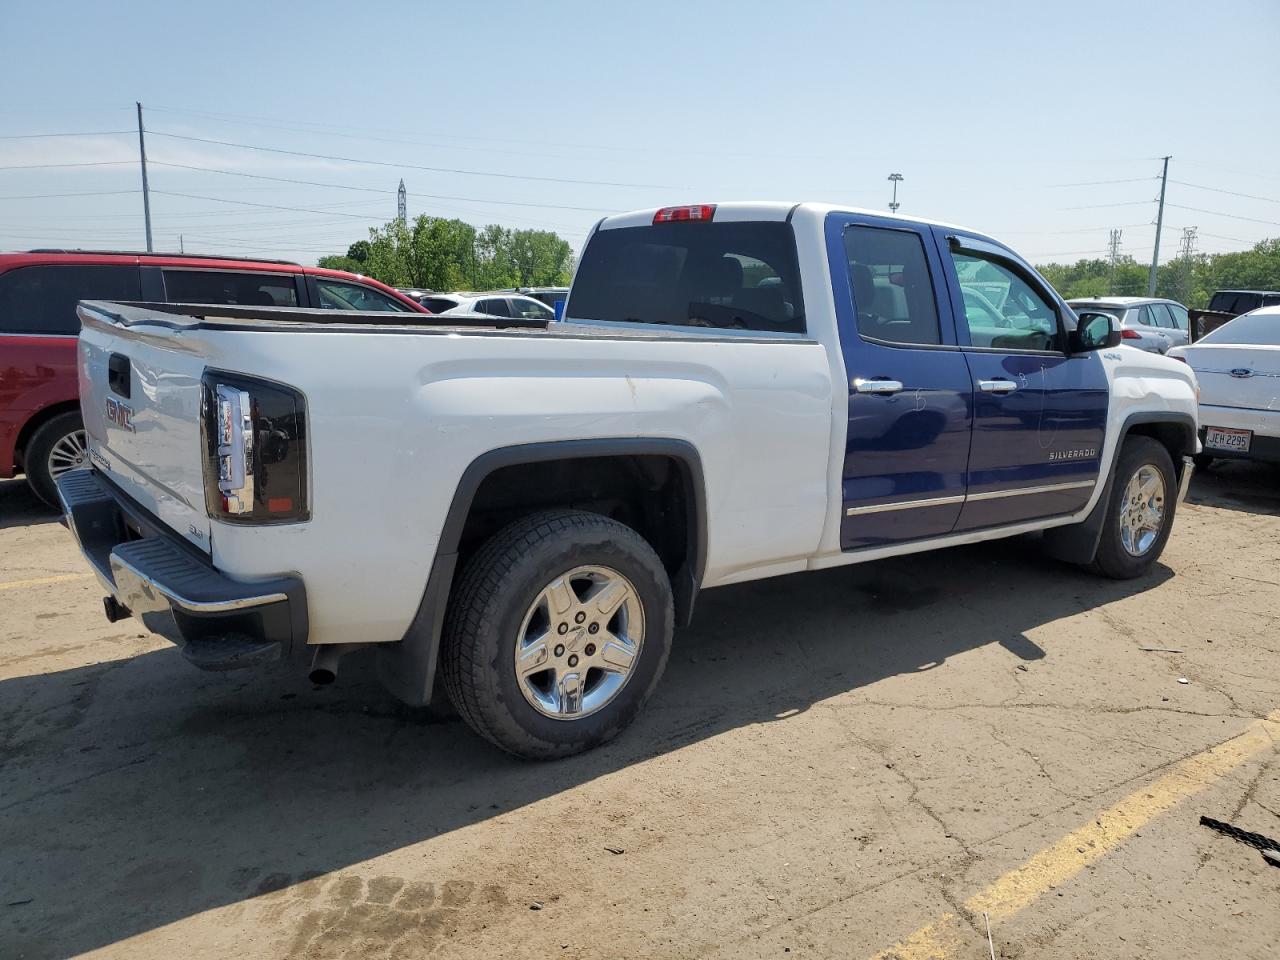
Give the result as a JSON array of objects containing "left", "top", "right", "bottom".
[
  {"left": 0, "top": 250, "right": 426, "bottom": 505},
  {"left": 1189, "top": 289, "right": 1280, "bottom": 340}
]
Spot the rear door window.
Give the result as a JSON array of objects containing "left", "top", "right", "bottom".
[
  {"left": 843, "top": 226, "right": 942, "bottom": 346},
  {"left": 476, "top": 298, "right": 511, "bottom": 317},
  {"left": 422, "top": 297, "right": 459, "bottom": 313},
  {"left": 164, "top": 270, "right": 299, "bottom": 307},
  {"left": 314, "top": 279, "right": 407, "bottom": 312},
  {"left": 567, "top": 220, "right": 805, "bottom": 333},
  {"left": 0, "top": 264, "right": 141, "bottom": 335}
]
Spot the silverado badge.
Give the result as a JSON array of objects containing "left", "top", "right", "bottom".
[{"left": 105, "top": 397, "right": 135, "bottom": 433}]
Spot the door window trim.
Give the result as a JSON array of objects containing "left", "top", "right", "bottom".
[{"left": 942, "top": 232, "right": 1071, "bottom": 356}]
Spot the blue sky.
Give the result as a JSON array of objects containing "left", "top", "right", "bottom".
[{"left": 2, "top": 0, "right": 1277, "bottom": 266}]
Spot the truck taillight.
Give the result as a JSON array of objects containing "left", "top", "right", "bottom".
[
  {"left": 653, "top": 204, "right": 716, "bottom": 223},
  {"left": 201, "top": 371, "right": 309, "bottom": 524}
]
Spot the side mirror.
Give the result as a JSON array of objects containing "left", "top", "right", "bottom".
[{"left": 1071, "top": 311, "right": 1121, "bottom": 352}]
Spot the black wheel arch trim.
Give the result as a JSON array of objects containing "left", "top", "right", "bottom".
[
  {"left": 377, "top": 437, "right": 708, "bottom": 707},
  {"left": 1042, "top": 410, "right": 1194, "bottom": 565}
]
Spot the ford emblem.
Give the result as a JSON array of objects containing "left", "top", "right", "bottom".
[{"left": 1229, "top": 368, "right": 1253, "bottom": 379}]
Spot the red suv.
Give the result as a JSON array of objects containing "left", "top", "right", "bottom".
[{"left": 0, "top": 250, "right": 426, "bottom": 506}]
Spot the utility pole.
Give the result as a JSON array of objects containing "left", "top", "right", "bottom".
[
  {"left": 397, "top": 179, "right": 407, "bottom": 224},
  {"left": 136, "top": 102, "right": 153, "bottom": 253},
  {"left": 1107, "top": 229, "right": 1123, "bottom": 294},
  {"left": 888, "top": 173, "right": 903, "bottom": 214},
  {"left": 1146, "top": 155, "right": 1170, "bottom": 296}
]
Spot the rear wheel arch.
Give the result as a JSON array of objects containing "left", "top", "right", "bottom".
[
  {"left": 14, "top": 399, "right": 82, "bottom": 472},
  {"left": 376, "top": 438, "right": 708, "bottom": 707}
]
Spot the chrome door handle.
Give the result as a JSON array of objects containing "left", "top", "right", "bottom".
[
  {"left": 854, "top": 378, "right": 904, "bottom": 395},
  {"left": 978, "top": 379, "right": 1018, "bottom": 393}
]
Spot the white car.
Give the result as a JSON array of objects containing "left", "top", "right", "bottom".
[
  {"left": 1168, "top": 306, "right": 1280, "bottom": 466},
  {"left": 1066, "top": 297, "right": 1191, "bottom": 354},
  {"left": 420, "top": 291, "right": 556, "bottom": 322}
]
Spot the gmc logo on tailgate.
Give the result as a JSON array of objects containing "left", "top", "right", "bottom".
[{"left": 105, "top": 397, "right": 135, "bottom": 433}]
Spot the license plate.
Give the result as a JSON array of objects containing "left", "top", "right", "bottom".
[{"left": 1205, "top": 426, "right": 1252, "bottom": 452}]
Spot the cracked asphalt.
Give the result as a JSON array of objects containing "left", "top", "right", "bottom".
[{"left": 2, "top": 462, "right": 1278, "bottom": 960}]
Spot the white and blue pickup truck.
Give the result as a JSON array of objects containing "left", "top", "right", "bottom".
[{"left": 56, "top": 202, "right": 1199, "bottom": 758}]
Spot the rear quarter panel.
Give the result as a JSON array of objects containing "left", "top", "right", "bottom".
[
  {"left": 193, "top": 327, "right": 834, "bottom": 645},
  {"left": 0, "top": 335, "right": 79, "bottom": 476}
]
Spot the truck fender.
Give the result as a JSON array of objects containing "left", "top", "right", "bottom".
[
  {"left": 1041, "top": 411, "right": 1196, "bottom": 565},
  {"left": 376, "top": 438, "right": 708, "bottom": 707}
]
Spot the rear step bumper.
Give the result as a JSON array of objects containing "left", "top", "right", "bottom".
[{"left": 55, "top": 469, "right": 308, "bottom": 670}]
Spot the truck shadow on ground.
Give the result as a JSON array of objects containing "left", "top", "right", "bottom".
[
  {"left": 0, "top": 477, "right": 58, "bottom": 531},
  {"left": 1, "top": 536, "right": 1173, "bottom": 958}
]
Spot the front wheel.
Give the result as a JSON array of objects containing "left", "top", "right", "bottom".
[
  {"left": 440, "top": 510, "right": 674, "bottom": 759},
  {"left": 25, "top": 412, "right": 87, "bottom": 508},
  {"left": 1091, "top": 436, "right": 1177, "bottom": 579}
]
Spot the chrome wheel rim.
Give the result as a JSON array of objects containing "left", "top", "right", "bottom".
[
  {"left": 513, "top": 564, "right": 644, "bottom": 721},
  {"left": 1119, "top": 464, "right": 1165, "bottom": 556},
  {"left": 47, "top": 429, "right": 88, "bottom": 479}
]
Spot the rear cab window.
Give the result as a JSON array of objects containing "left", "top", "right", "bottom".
[
  {"left": 0, "top": 264, "right": 141, "bottom": 335},
  {"left": 567, "top": 219, "right": 805, "bottom": 334}
]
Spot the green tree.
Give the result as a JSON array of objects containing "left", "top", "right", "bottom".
[{"left": 321, "top": 216, "right": 575, "bottom": 292}]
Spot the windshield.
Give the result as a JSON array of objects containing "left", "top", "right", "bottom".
[
  {"left": 1198, "top": 310, "right": 1280, "bottom": 345},
  {"left": 567, "top": 220, "right": 805, "bottom": 333}
]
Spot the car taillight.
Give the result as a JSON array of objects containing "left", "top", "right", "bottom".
[
  {"left": 653, "top": 204, "right": 716, "bottom": 223},
  {"left": 1120, "top": 328, "right": 1141, "bottom": 339},
  {"left": 1171, "top": 354, "right": 1188, "bottom": 363},
  {"left": 201, "top": 371, "right": 309, "bottom": 523}
]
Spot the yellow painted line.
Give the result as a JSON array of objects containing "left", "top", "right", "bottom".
[
  {"left": 874, "top": 711, "right": 1280, "bottom": 959},
  {"left": 0, "top": 573, "right": 92, "bottom": 591}
]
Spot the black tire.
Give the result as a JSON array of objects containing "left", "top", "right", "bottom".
[
  {"left": 1091, "top": 436, "right": 1177, "bottom": 579},
  {"left": 440, "top": 509, "right": 673, "bottom": 759},
  {"left": 24, "top": 411, "right": 86, "bottom": 509},
  {"left": 1192, "top": 453, "right": 1214, "bottom": 471}
]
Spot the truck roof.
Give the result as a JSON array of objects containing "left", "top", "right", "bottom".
[{"left": 595, "top": 201, "right": 991, "bottom": 238}]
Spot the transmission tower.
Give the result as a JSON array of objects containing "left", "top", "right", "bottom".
[
  {"left": 1107, "top": 229, "right": 1122, "bottom": 294},
  {"left": 1177, "top": 226, "right": 1197, "bottom": 260},
  {"left": 397, "top": 179, "right": 407, "bottom": 224}
]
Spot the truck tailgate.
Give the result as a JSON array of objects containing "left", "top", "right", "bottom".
[{"left": 77, "top": 303, "right": 212, "bottom": 553}]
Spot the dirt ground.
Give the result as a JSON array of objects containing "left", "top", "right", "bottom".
[{"left": 2, "top": 462, "right": 1278, "bottom": 960}]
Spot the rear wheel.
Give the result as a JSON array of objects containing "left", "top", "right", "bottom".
[
  {"left": 24, "top": 412, "right": 87, "bottom": 508},
  {"left": 1091, "top": 436, "right": 1177, "bottom": 579},
  {"left": 440, "top": 509, "right": 673, "bottom": 759}
]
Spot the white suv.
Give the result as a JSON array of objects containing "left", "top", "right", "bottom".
[
  {"left": 421, "top": 292, "right": 556, "bottom": 322},
  {"left": 1066, "top": 297, "right": 1190, "bottom": 353}
]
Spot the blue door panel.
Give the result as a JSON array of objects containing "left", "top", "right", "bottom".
[
  {"left": 826, "top": 212, "right": 975, "bottom": 551},
  {"left": 930, "top": 226, "right": 1109, "bottom": 531}
]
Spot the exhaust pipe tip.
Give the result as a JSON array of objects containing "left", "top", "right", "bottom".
[{"left": 308, "top": 643, "right": 360, "bottom": 686}]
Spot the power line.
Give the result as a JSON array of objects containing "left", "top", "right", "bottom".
[
  {"left": 0, "top": 189, "right": 140, "bottom": 200},
  {"left": 150, "top": 190, "right": 389, "bottom": 221},
  {"left": 1047, "top": 177, "right": 1157, "bottom": 187},
  {"left": 1168, "top": 179, "right": 1280, "bottom": 206},
  {"left": 0, "top": 130, "right": 132, "bottom": 140},
  {"left": 148, "top": 160, "right": 623, "bottom": 212},
  {"left": 1061, "top": 200, "right": 1154, "bottom": 210},
  {"left": 0, "top": 160, "right": 135, "bottom": 171},
  {"left": 1166, "top": 203, "right": 1280, "bottom": 228},
  {"left": 146, "top": 130, "right": 677, "bottom": 189}
]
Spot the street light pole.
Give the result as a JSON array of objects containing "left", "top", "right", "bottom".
[
  {"left": 888, "top": 173, "right": 904, "bottom": 214},
  {"left": 136, "top": 101, "right": 153, "bottom": 253}
]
